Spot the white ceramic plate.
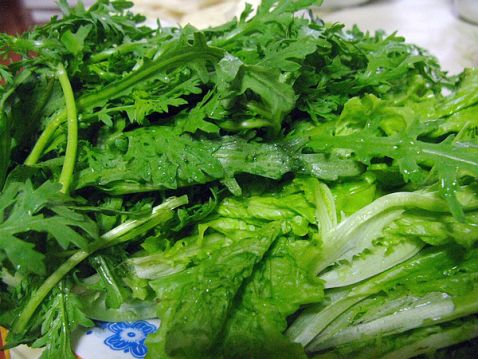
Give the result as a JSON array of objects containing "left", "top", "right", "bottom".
[
  {"left": 73, "top": 320, "right": 161, "bottom": 359},
  {"left": 3, "top": 320, "right": 160, "bottom": 359}
]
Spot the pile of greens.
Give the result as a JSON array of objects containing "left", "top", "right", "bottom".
[{"left": 1, "top": 0, "right": 478, "bottom": 358}]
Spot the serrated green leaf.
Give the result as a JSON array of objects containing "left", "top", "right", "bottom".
[
  {"left": 32, "top": 281, "right": 94, "bottom": 359},
  {"left": 0, "top": 181, "right": 98, "bottom": 274}
]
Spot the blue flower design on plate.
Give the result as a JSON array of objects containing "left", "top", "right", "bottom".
[{"left": 101, "top": 321, "right": 157, "bottom": 358}]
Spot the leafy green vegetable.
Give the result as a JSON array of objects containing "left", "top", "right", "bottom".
[{"left": 1, "top": 0, "right": 478, "bottom": 357}]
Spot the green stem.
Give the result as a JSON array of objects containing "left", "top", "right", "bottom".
[
  {"left": 24, "top": 111, "right": 66, "bottom": 166},
  {"left": 89, "top": 40, "right": 150, "bottom": 63},
  {"left": 56, "top": 63, "right": 78, "bottom": 194},
  {"left": 11, "top": 195, "right": 187, "bottom": 335}
]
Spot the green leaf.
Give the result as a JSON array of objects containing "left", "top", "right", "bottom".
[
  {"left": 299, "top": 121, "right": 478, "bottom": 217},
  {"left": 124, "top": 74, "right": 203, "bottom": 124},
  {"left": 32, "top": 281, "right": 94, "bottom": 359},
  {"left": 382, "top": 210, "right": 478, "bottom": 248},
  {"left": 0, "top": 64, "right": 13, "bottom": 86},
  {"left": 60, "top": 25, "right": 93, "bottom": 56},
  {"left": 77, "top": 126, "right": 225, "bottom": 192},
  {"left": 0, "top": 180, "right": 98, "bottom": 274},
  {"left": 89, "top": 255, "right": 129, "bottom": 309},
  {"left": 0, "top": 233, "right": 45, "bottom": 275},
  {"left": 217, "top": 237, "right": 323, "bottom": 359},
  {"left": 258, "top": 35, "right": 318, "bottom": 72},
  {"left": 145, "top": 223, "right": 282, "bottom": 358},
  {"left": 216, "top": 59, "right": 297, "bottom": 133}
]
